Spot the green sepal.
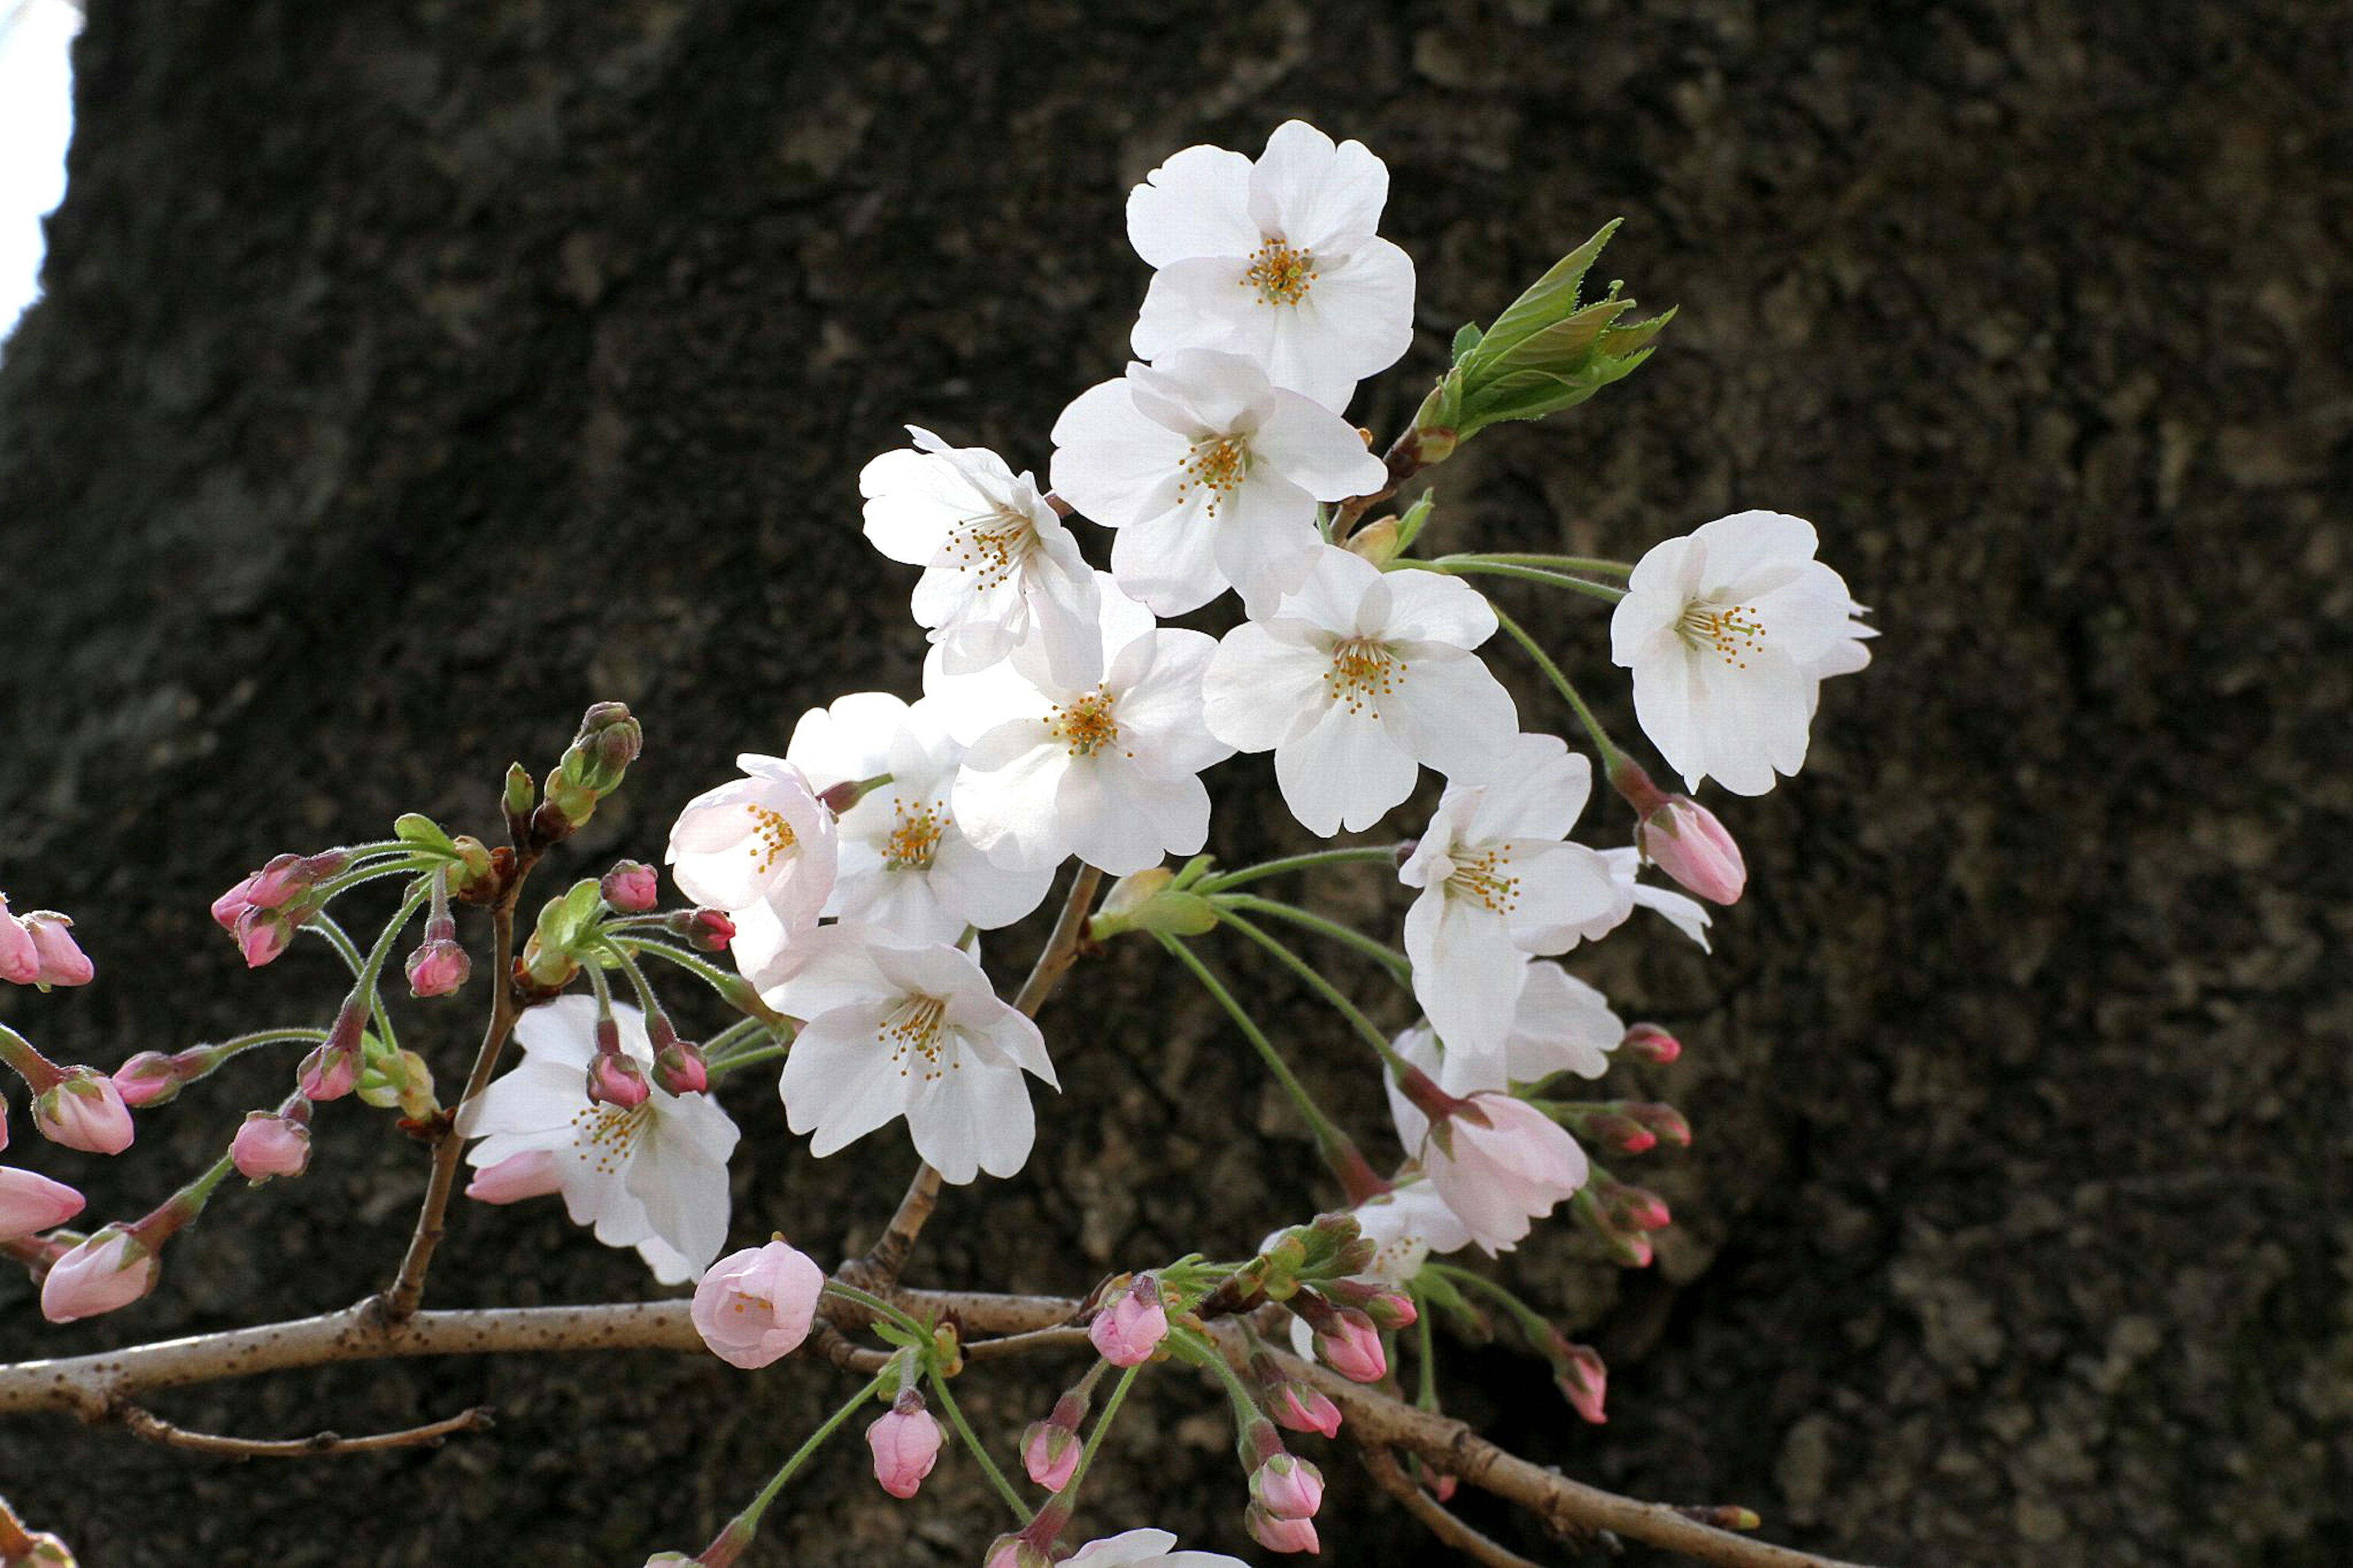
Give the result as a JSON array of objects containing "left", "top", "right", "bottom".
[{"left": 393, "top": 813, "right": 456, "bottom": 855}]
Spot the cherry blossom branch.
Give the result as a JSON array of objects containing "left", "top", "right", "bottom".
[
  {"left": 1358, "top": 1444, "right": 1547, "bottom": 1568},
  {"left": 853, "top": 863, "right": 1105, "bottom": 1289},
  {"left": 377, "top": 857, "right": 535, "bottom": 1323},
  {"left": 116, "top": 1401, "right": 494, "bottom": 1458},
  {"left": 1330, "top": 425, "right": 1440, "bottom": 540}
]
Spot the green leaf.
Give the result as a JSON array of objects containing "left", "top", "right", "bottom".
[
  {"left": 1463, "top": 219, "right": 1623, "bottom": 372},
  {"left": 1450, "top": 322, "right": 1484, "bottom": 362},
  {"left": 393, "top": 813, "right": 455, "bottom": 854}
]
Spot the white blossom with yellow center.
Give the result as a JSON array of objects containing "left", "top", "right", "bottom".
[
  {"left": 929, "top": 574, "right": 1233, "bottom": 877},
  {"left": 1398, "top": 734, "right": 1624, "bottom": 1063},
  {"left": 860, "top": 427, "right": 1104, "bottom": 690},
  {"left": 1050, "top": 349, "right": 1387, "bottom": 617},
  {"left": 777, "top": 691, "right": 1053, "bottom": 952},
  {"left": 665, "top": 754, "right": 838, "bottom": 977},
  {"left": 460, "top": 997, "right": 739, "bottom": 1284},
  {"left": 1203, "top": 545, "right": 1519, "bottom": 836},
  {"left": 1126, "top": 119, "right": 1416, "bottom": 414},
  {"left": 1610, "top": 510, "right": 1875, "bottom": 797},
  {"left": 768, "top": 923, "right": 1057, "bottom": 1185}
]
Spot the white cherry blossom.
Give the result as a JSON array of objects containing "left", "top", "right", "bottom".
[
  {"left": 460, "top": 997, "right": 740, "bottom": 1284},
  {"left": 1202, "top": 545, "right": 1517, "bottom": 835},
  {"left": 1398, "top": 733, "right": 1622, "bottom": 1062},
  {"left": 930, "top": 574, "right": 1232, "bottom": 877},
  {"left": 1544, "top": 845, "right": 1716, "bottom": 955},
  {"left": 1347, "top": 1180, "right": 1474, "bottom": 1287},
  {"left": 782, "top": 692, "right": 1055, "bottom": 945},
  {"left": 1610, "top": 510, "right": 1875, "bottom": 796},
  {"left": 1127, "top": 119, "right": 1415, "bottom": 414},
  {"left": 1385, "top": 960, "right": 1624, "bottom": 1151},
  {"left": 1050, "top": 349, "right": 1388, "bottom": 616},
  {"left": 666, "top": 755, "right": 838, "bottom": 977},
  {"left": 1064, "top": 1531, "right": 1248, "bottom": 1568},
  {"left": 768, "top": 923, "right": 1057, "bottom": 1184},
  {"left": 860, "top": 426, "right": 1103, "bottom": 689}
]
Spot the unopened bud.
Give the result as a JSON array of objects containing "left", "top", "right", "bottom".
[
  {"left": 111, "top": 1052, "right": 183, "bottom": 1109},
  {"left": 678, "top": 908, "right": 735, "bottom": 952},
  {"left": 1021, "top": 1420, "right": 1082, "bottom": 1491},
  {"left": 1245, "top": 1503, "right": 1320, "bottom": 1555},
  {"left": 1088, "top": 1273, "right": 1170, "bottom": 1366},
  {"left": 0, "top": 1167, "right": 85, "bottom": 1241},
  {"left": 32, "top": 1071, "right": 135, "bottom": 1156},
  {"left": 1620, "top": 1023, "right": 1682, "bottom": 1064},
  {"left": 601, "top": 861, "right": 660, "bottom": 913},
  {"left": 866, "top": 1392, "right": 944, "bottom": 1499},
  {"left": 1089, "top": 867, "right": 1217, "bottom": 939},
  {"left": 1268, "top": 1381, "right": 1342, "bottom": 1439},
  {"left": 298, "top": 1008, "right": 368, "bottom": 1102},
  {"left": 544, "top": 703, "right": 642, "bottom": 831},
  {"left": 587, "top": 1048, "right": 650, "bottom": 1110},
  {"left": 230, "top": 1109, "right": 312, "bottom": 1183},
  {"left": 1624, "top": 1100, "right": 1691, "bottom": 1146},
  {"left": 1249, "top": 1453, "right": 1325, "bottom": 1521},
  {"left": 17, "top": 914, "right": 93, "bottom": 988},
  {"left": 1552, "top": 1338, "right": 1608, "bottom": 1423},
  {"left": 653, "top": 1039, "right": 709, "bottom": 1096},
  {"left": 39, "top": 1225, "right": 159, "bottom": 1323},
  {"left": 1342, "top": 517, "right": 1402, "bottom": 567},
  {"left": 406, "top": 937, "right": 471, "bottom": 998}
]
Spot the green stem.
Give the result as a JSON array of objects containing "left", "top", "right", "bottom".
[
  {"left": 700, "top": 1017, "right": 770, "bottom": 1061},
  {"left": 309, "top": 856, "right": 437, "bottom": 906},
  {"left": 1488, "top": 602, "right": 1624, "bottom": 767},
  {"left": 819, "top": 1279, "right": 931, "bottom": 1340},
  {"left": 592, "top": 934, "right": 669, "bottom": 1026},
  {"left": 705, "top": 1043, "right": 786, "bottom": 1079},
  {"left": 617, "top": 936, "right": 749, "bottom": 999},
  {"left": 1414, "top": 1291, "right": 1439, "bottom": 1412},
  {"left": 707, "top": 1372, "right": 890, "bottom": 1556},
  {"left": 927, "top": 1366, "right": 1030, "bottom": 1523},
  {"left": 1425, "top": 1262, "right": 1556, "bottom": 1344},
  {"left": 1194, "top": 846, "right": 1400, "bottom": 895},
  {"left": 1418, "top": 556, "right": 1628, "bottom": 603},
  {"left": 1065, "top": 1362, "right": 1142, "bottom": 1497},
  {"left": 1449, "top": 551, "right": 1633, "bottom": 575},
  {"left": 1213, "top": 893, "right": 1412, "bottom": 983},
  {"left": 1154, "top": 934, "right": 1355, "bottom": 1172},
  {"left": 1213, "top": 907, "right": 1402, "bottom": 1072},
  {"left": 308, "top": 908, "right": 409, "bottom": 1054}
]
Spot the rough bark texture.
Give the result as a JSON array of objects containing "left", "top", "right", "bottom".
[{"left": 1, "top": 1, "right": 2346, "bottom": 1564}]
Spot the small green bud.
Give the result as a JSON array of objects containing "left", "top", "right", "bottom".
[
  {"left": 1089, "top": 867, "right": 1219, "bottom": 939},
  {"left": 1450, "top": 221, "right": 1671, "bottom": 437},
  {"left": 542, "top": 703, "right": 643, "bottom": 831},
  {"left": 393, "top": 813, "right": 456, "bottom": 854}
]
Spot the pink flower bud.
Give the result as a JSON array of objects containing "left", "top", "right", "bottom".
[
  {"left": 39, "top": 1226, "right": 159, "bottom": 1323},
  {"left": 235, "top": 906, "right": 297, "bottom": 968},
  {"left": 1315, "top": 1311, "right": 1386, "bottom": 1384},
  {"left": 684, "top": 909, "right": 734, "bottom": 952},
  {"left": 1585, "top": 1113, "right": 1658, "bottom": 1155},
  {"left": 1245, "top": 1503, "right": 1320, "bottom": 1555},
  {"left": 112, "top": 1051, "right": 183, "bottom": 1108},
  {"left": 1602, "top": 1181, "right": 1672, "bottom": 1232},
  {"left": 1626, "top": 1100, "right": 1692, "bottom": 1146},
  {"left": 1555, "top": 1341, "right": 1608, "bottom": 1424},
  {"left": 1250, "top": 1453, "right": 1325, "bottom": 1521},
  {"left": 20, "top": 915, "right": 93, "bottom": 987},
  {"left": 587, "top": 1050, "right": 650, "bottom": 1109},
  {"left": 1637, "top": 795, "right": 1746, "bottom": 906},
  {"left": 602, "top": 861, "right": 661, "bottom": 913},
  {"left": 652, "top": 1039, "right": 709, "bottom": 1096},
  {"left": 464, "top": 1149, "right": 564, "bottom": 1205},
  {"left": 0, "top": 903, "right": 37, "bottom": 984},
  {"left": 1022, "top": 1420, "right": 1082, "bottom": 1491},
  {"left": 1620, "top": 1023, "right": 1681, "bottom": 1064},
  {"left": 1088, "top": 1275, "right": 1170, "bottom": 1366},
  {"left": 865, "top": 1398, "right": 943, "bottom": 1499},
  {"left": 32, "top": 1071, "right": 135, "bottom": 1156},
  {"left": 0, "top": 1167, "right": 86, "bottom": 1240},
  {"left": 298, "top": 1040, "right": 362, "bottom": 1102},
  {"left": 230, "top": 1112, "right": 312, "bottom": 1183},
  {"left": 1363, "top": 1290, "right": 1417, "bottom": 1331},
  {"left": 1270, "top": 1382, "right": 1343, "bottom": 1439},
  {"left": 405, "top": 938, "right": 471, "bottom": 998},
  {"left": 691, "top": 1240, "right": 826, "bottom": 1369},
  {"left": 210, "top": 873, "right": 260, "bottom": 931}
]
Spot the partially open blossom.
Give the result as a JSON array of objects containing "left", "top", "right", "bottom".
[
  {"left": 601, "top": 860, "right": 660, "bottom": 913},
  {"left": 1249, "top": 1453, "right": 1325, "bottom": 1521},
  {"left": 1064, "top": 1529, "right": 1249, "bottom": 1568},
  {"left": 1127, "top": 119, "right": 1415, "bottom": 414},
  {"left": 866, "top": 1394, "right": 944, "bottom": 1499},
  {"left": 1051, "top": 349, "right": 1389, "bottom": 616},
  {"left": 665, "top": 756, "right": 838, "bottom": 974},
  {"left": 1245, "top": 1504, "right": 1320, "bottom": 1555},
  {"left": 691, "top": 1239, "right": 825, "bottom": 1369},
  {"left": 0, "top": 898, "right": 36, "bottom": 983},
  {"left": 463, "top": 1149, "right": 563, "bottom": 1205},
  {"left": 1269, "top": 1381, "right": 1343, "bottom": 1440},
  {"left": 1203, "top": 544, "right": 1518, "bottom": 835},
  {"left": 1089, "top": 1274, "right": 1170, "bottom": 1366},
  {"left": 39, "top": 1225, "right": 159, "bottom": 1323},
  {"left": 461, "top": 997, "right": 740, "bottom": 1284},
  {"left": 861, "top": 428, "right": 1104, "bottom": 689},
  {"left": 1023, "top": 1420, "right": 1082, "bottom": 1491},
  {"left": 0, "top": 1167, "right": 85, "bottom": 1240},
  {"left": 32, "top": 1070, "right": 135, "bottom": 1156},
  {"left": 1554, "top": 1339, "right": 1608, "bottom": 1423},
  {"left": 230, "top": 1109, "right": 311, "bottom": 1183},
  {"left": 1610, "top": 510, "right": 1874, "bottom": 796},
  {"left": 15, "top": 913, "right": 93, "bottom": 988},
  {"left": 1418, "top": 1089, "right": 1590, "bottom": 1255},
  {"left": 1313, "top": 1308, "right": 1386, "bottom": 1383},
  {"left": 405, "top": 936, "right": 470, "bottom": 998}
]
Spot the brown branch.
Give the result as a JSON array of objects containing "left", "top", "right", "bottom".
[
  {"left": 1330, "top": 426, "right": 1438, "bottom": 542},
  {"left": 1361, "top": 1444, "right": 1550, "bottom": 1568},
  {"left": 0, "top": 1288, "right": 1885, "bottom": 1568},
  {"left": 116, "top": 1402, "right": 493, "bottom": 1459},
  {"left": 377, "top": 854, "right": 535, "bottom": 1323},
  {"left": 847, "top": 862, "right": 1105, "bottom": 1291}
]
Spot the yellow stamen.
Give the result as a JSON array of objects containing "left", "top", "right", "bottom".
[
  {"left": 1677, "top": 602, "right": 1766, "bottom": 670},
  {"left": 884, "top": 797, "right": 948, "bottom": 871},
  {"left": 1325, "top": 637, "right": 1406, "bottom": 718},
  {"left": 1241, "top": 239, "right": 1317, "bottom": 306},
  {"left": 746, "top": 804, "right": 798, "bottom": 873},
  {"left": 1174, "top": 436, "right": 1250, "bottom": 519},
  {"left": 568, "top": 1102, "right": 651, "bottom": 1178},
  {"left": 1048, "top": 687, "right": 1132, "bottom": 759},
  {"left": 1446, "top": 847, "right": 1521, "bottom": 916}
]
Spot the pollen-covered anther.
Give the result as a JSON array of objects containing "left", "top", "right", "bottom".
[
  {"left": 877, "top": 994, "right": 955, "bottom": 1081},
  {"left": 1446, "top": 849, "right": 1523, "bottom": 915},
  {"left": 884, "top": 798, "right": 949, "bottom": 871},
  {"left": 947, "top": 504, "right": 1036, "bottom": 592},
  {"left": 1174, "top": 436, "right": 1250, "bottom": 518},
  {"left": 570, "top": 1102, "right": 652, "bottom": 1176},
  {"left": 1047, "top": 687, "right": 1132, "bottom": 759},
  {"left": 1677, "top": 602, "right": 1767, "bottom": 670},
  {"left": 745, "top": 804, "right": 799, "bottom": 873},
  {"left": 1325, "top": 637, "right": 1405, "bottom": 717},
  {"left": 1241, "top": 239, "right": 1318, "bottom": 306}
]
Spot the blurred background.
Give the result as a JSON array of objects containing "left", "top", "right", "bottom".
[{"left": 0, "top": 2, "right": 2345, "bottom": 1564}]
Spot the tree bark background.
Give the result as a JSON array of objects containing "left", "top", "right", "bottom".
[{"left": 0, "top": 1, "right": 2346, "bottom": 1564}]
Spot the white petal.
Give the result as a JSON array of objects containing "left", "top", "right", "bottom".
[
  {"left": 1249, "top": 390, "right": 1389, "bottom": 500},
  {"left": 1379, "top": 648, "right": 1519, "bottom": 778},
  {"left": 1126, "top": 143, "right": 1259, "bottom": 268},
  {"left": 1247, "top": 120, "right": 1387, "bottom": 251},
  {"left": 1276, "top": 701, "right": 1419, "bottom": 836},
  {"left": 1379, "top": 565, "right": 1497, "bottom": 647},
  {"left": 1109, "top": 496, "right": 1229, "bottom": 615},
  {"left": 1203, "top": 622, "right": 1330, "bottom": 752},
  {"left": 778, "top": 1003, "right": 905, "bottom": 1154},
  {"left": 953, "top": 723, "right": 1076, "bottom": 869},
  {"left": 1050, "top": 379, "right": 1187, "bottom": 529}
]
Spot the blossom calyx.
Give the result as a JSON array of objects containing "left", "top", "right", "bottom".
[
  {"left": 691, "top": 1240, "right": 825, "bottom": 1369},
  {"left": 32, "top": 1070, "right": 135, "bottom": 1156},
  {"left": 1089, "top": 1273, "right": 1171, "bottom": 1366}
]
